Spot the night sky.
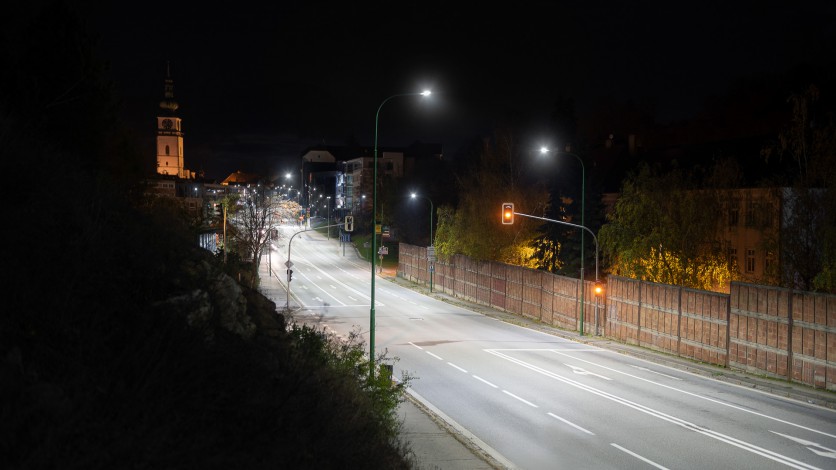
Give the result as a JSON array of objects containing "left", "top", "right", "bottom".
[{"left": 76, "top": 1, "right": 835, "bottom": 180}]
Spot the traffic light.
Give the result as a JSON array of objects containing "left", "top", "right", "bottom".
[
  {"left": 287, "top": 269, "right": 293, "bottom": 282},
  {"left": 344, "top": 215, "right": 354, "bottom": 232},
  {"left": 502, "top": 203, "right": 514, "bottom": 224}
]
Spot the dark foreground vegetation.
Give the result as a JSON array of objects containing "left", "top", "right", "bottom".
[{"left": 1, "top": 3, "right": 414, "bottom": 468}]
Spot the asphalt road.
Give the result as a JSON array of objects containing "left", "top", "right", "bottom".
[{"left": 272, "top": 225, "right": 836, "bottom": 470}]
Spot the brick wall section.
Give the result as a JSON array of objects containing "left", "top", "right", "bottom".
[
  {"left": 638, "top": 282, "right": 681, "bottom": 354},
  {"left": 551, "top": 276, "right": 580, "bottom": 331},
  {"left": 398, "top": 244, "right": 835, "bottom": 390},
  {"left": 730, "top": 283, "right": 790, "bottom": 380},
  {"left": 681, "top": 288, "right": 729, "bottom": 366},
  {"left": 606, "top": 276, "right": 641, "bottom": 345},
  {"left": 790, "top": 290, "right": 836, "bottom": 391}
]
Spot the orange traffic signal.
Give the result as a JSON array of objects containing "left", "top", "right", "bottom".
[{"left": 502, "top": 203, "right": 514, "bottom": 224}]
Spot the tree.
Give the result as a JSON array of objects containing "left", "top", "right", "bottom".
[
  {"left": 763, "top": 83, "right": 836, "bottom": 292},
  {"left": 599, "top": 162, "right": 736, "bottom": 291},
  {"left": 229, "top": 184, "right": 283, "bottom": 285},
  {"left": 434, "top": 128, "right": 547, "bottom": 265}
]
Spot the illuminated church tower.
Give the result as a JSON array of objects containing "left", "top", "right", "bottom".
[{"left": 156, "top": 62, "right": 186, "bottom": 177}]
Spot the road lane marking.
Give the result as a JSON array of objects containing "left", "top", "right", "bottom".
[
  {"left": 565, "top": 363, "right": 612, "bottom": 380},
  {"left": 294, "top": 266, "right": 346, "bottom": 306},
  {"left": 772, "top": 431, "right": 836, "bottom": 459},
  {"left": 426, "top": 351, "right": 443, "bottom": 361},
  {"left": 293, "top": 258, "right": 373, "bottom": 301},
  {"left": 611, "top": 443, "right": 669, "bottom": 469},
  {"left": 502, "top": 390, "right": 538, "bottom": 408},
  {"left": 544, "top": 348, "right": 836, "bottom": 440},
  {"left": 487, "top": 349, "right": 823, "bottom": 469},
  {"left": 448, "top": 362, "right": 468, "bottom": 373},
  {"left": 473, "top": 375, "right": 498, "bottom": 388},
  {"left": 547, "top": 412, "right": 594, "bottom": 435},
  {"left": 629, "top": 365, "right": 682, "bottom": 380}
]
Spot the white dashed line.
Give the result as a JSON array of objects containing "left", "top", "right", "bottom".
[
  {"left": 473, "top": 375, "right": 498, "bottom": 388},
  {"left": 426, "top": 351, "right": 444, "bottom": 361},
  {"left": 547, "top": 412, "right": 595, "bottom": 435},
  {"left": 611, "top": 443, "right": 670, "bottom": 469},
  {"left": 502, "top": 390, "right": 538, "bottom": 408}
]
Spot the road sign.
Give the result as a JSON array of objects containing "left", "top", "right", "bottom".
[
  {"left": 285, "top": 260, "right": 294, "bottom": 268},
  {"left": 378, "top": 246, "right": 389, "bottom": 255},
  {"left": 427, "top": 245, "right": 436, "bottom": 261}
]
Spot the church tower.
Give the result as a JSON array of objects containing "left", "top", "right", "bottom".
[{"left": 156, "top": 62, "right": 185, "bottom": 177}]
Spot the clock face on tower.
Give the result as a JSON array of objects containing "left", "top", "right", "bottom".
[{"left": 162, "top": 119, "right": 173, "bottom": 130}]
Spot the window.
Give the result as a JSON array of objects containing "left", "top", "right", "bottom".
[
  {"left": 746, "top": 249, "right": 756, "bottom": 273},
  {"left": 165, "top": 145, "right": 170, "bottom": 156},
  {"left": 765, "top": 251, "right": 775, "bottom": 273},
  {"left": 761, "top": 203, "right": 773, "bottom": 228},
  {"left": 745, "top": 201, "right": 759, "bottom": 227},
  {"left": 727, "top": 247, "right": 738, "bottom": 267},
  {"left": 728, "top": 201, "right": 739, "bottom": 228}
]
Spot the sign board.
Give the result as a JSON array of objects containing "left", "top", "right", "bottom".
[
  {"left": 378, "top": 246, "right": 389, "bottom": 255},
  {"left": 375, "top": 224, "right": 382, "bottom": 234},
  {"left": 427, "top": 245, "right": 436, "bottom": 261},
  {"left": 285, "top": 260, "right": 294, "bottom": 268}
]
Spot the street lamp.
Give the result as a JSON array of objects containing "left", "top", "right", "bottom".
[
  {"left": 326, "top": 196, "right": 332, "bottom": 240},
  {"left": 370, "top": 90, "right": 431, "bottom": 376},
  {"left": 540, "top": 146, "right": 588, "bottom": 336},
  {"left": 410, "top": 192, "right": 434, "bottom": 292}
]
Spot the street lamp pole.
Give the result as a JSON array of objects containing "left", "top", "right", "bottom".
[
  {"left": 326, "top": 196, "right": 332, "bottom": 240},
  {"left": 410, "top": 192, "right": 434, "bottom": 292},
  {"left": 541, "top": 147, "right": 587, "bottom": 336},
  {"left": 370, "top": 90, "right": 431, "bottom": 376}
]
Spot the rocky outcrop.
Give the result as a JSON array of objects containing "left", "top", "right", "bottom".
[{"left": 152, "top": 249, "right": 283, "bottom": 343}]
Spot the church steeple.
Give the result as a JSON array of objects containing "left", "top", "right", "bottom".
[
  {"left": 159, "top": 61, "right": 179, "bottom": 114},
  {"left": 155, "top": 61, "right": 187, "bottom": 178}
]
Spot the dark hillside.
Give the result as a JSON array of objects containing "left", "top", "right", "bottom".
[{"left": 1, "top": 3, "right": 412, "bottom": 468}]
